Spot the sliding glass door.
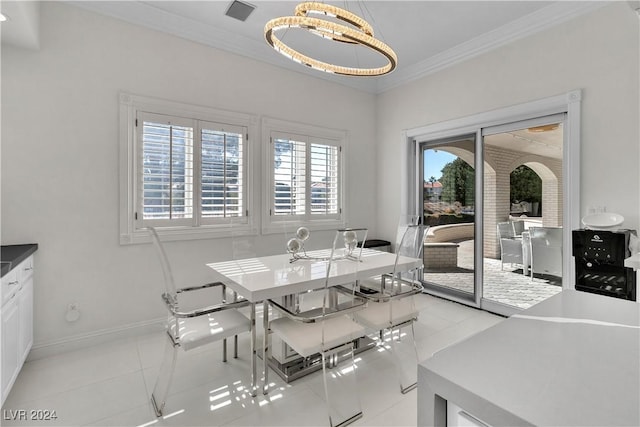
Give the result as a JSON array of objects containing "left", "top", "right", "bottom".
[
  {"left": 420, "top": 134, "right": 478, "bottom": 304},
  {"left": 481, "top": 115, "right": 565, "bottom": 314},
  {"left": 416, "top": 110, "right": 571, "bottom": 315}
]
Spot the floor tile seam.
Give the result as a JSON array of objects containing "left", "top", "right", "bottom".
[
  {"left": 417, "top": 309, "right": 457, "bottom": 325},
  {"left": 3, "top": 368, "right": 148, "bottom": 408},
  {"left": 357, "top": 389, "right": 416, "bottom": 426},
  {"left": 217, "top": 382, "right": 323, "bottom": 427},
  {"left": 141, "top": 374, "right": 255, "bottom": 404},
  {"left": 416, "top": 312, "right": 457, "bottom": 329},
  {"left": 20, "top": 348, "right": 143, "bottom": 375},
  {"left": 79, "top": 402, "right": 155, "bottom": 427},
  {"left": 423, "top": 322, "right": 475, "bottom": 344}
]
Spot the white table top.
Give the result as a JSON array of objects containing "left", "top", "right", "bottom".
[
  {"left": 207, "top": 248, "right": 422, "bottom": 302},
  {"left": 418, "top": 290, "right": 640, "bottom": 426}
]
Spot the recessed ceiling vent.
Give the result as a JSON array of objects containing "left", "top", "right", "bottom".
[{"left": 225, "top": 0, "right": 256, "bottom": 22}]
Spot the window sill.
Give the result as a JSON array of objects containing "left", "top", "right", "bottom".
[
  {"left": 261, "top": 218, "right": 346, "bottom": 236},
  {"left": 120, "top": 224, "right": 257, "bottom": 245}
]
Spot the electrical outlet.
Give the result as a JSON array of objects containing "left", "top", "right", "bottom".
[{"left": 66, "top": 303, "right": 80, "bottom": 322}]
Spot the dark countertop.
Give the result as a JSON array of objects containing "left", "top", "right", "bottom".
[{"left": 1, "top": 244, "right": 38, "bottom": 278}]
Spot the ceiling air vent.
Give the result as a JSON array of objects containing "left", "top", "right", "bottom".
[{"left": 225, "top": 0, "right": 256, "bottom": 22}]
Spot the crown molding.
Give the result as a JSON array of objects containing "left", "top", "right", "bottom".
[
  {"left": 70, "top": 1, "right": 608, "bottom": 95},
  {"left": 69, "top": 0, "right": 376, "bottom": 93},
  {"left": 375, "top": 1, "right": 608, "bottom": 94}
]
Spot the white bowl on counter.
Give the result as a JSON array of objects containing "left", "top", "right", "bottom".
[{"left": 581, "top": 212, "right": 624, "bottom": 230}]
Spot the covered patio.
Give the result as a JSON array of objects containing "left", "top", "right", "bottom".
[{"left": 424, "top": 239, "right": 562, "bottom": 310}]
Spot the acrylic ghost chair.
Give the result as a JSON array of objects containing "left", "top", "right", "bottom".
[
  {"left": 147, "top": 227, "right": 252, "bottom": 417},
  {"left": 266, "top": 228, "right": 369, "bottom": 427},
  {"left": 347, "top": 220, "right": 427, "bottom": 393}
]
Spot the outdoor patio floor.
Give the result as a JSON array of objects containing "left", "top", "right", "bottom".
[{"left": 424, "top": 239, "right": 562, "bottom": 310}]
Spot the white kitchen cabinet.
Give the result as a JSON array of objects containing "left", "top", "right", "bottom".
[
  {"left": 447, "top": 402, "right": 490, "bottom": 427},
  {"left": 1, "top": 255, "right": 35, "bottom": 406},
  {"left": 1, "top": 297, "right": 19, "bottom": 401},
  {"left": 18, "top": 278, "right": 33, "bottom": 362}
]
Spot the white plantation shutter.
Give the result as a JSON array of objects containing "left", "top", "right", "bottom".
[
  {"left": 136, "top": 112, "right": 247, "bottom": 228},
  {"left": 273, "top": 137, "right": 306, "bottom": 216},
  {"left": 271, "top": 132, "right": 341, "bottom": 220},
  {"left": 138, "top": 113, "right": 194, "bottom": 225},
  {"left": 310, "top": 142, "right": 339, "bottom": 215},
  {"left": 200, "top": 122, "right": 246, "bottom": 221}
]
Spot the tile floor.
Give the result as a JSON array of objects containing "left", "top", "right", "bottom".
[{"left": 1, "top": 295, "right": 504, "bottom": 427}]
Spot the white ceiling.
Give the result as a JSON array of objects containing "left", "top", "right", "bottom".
[
  {"left": 1, "top": 1, "right": 606, "bottom": 94},
  {"left": 485, "top": 125, "right": 564, "bottom": 160}
]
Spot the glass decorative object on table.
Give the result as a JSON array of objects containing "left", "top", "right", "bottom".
[
  {"left": 287, "top": 226, "right": 367, "bottom": 263},
  {"left": 287, "top": 226, "right": 313, "bottom": 262},
  {"left": 343, "top": 229, "right": 359, "bottom": 260}
]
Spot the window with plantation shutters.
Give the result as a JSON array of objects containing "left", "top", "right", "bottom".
[
  {"left": 139, "top": 114, "right": 194, "bottom": 224},
  {"left": 273, "top": 138, "right": 306, "bottom": 216},
  {"left": 310, "top": 143, "right": 339, "bottom": 215},
  {"left": 137, "top": 112, "right": 247, "bottom": 230},
  {"left": 120, "top": 94, "right": 256, "bottom": 244},
  {"left": 265, "top": 118, "right": 344, "bottom": 232},
  {"left": 200, "top": 123, "right": 245, "bottom": 221}
]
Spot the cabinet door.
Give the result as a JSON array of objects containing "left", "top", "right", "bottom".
[
  {"left": 19, "top": 256, "right": 34, "bottom": 282},
  {"left": 2, "top": 297, "right": 20, "bottom": 404},
  {"left": 1, "top": 268, "right": 19, "bottom": 307},
  {"left": 447, "top": 402, "right": 491, "bottom": 427},
  {"left": 18, "top": 279, "right": 33, "bottom": 361}
]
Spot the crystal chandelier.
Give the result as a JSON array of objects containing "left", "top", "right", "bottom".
[{"left": 264, "top": 2, "right": 397, "bottom": 77}]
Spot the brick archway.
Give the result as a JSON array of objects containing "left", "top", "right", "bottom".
[{"left": 507, "top": 155, "right": 563, "bottom": 228}]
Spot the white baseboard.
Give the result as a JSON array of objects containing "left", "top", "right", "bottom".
[{"left": 27, "top": 317, "right": 166, "bottom": 361}]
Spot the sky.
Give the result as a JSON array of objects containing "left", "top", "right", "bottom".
[{"left": 423, "top": 149, "right": 457, "bottom": 182}]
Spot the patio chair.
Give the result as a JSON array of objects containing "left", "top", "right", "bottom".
[
  {"left": 497, "top": 222, "right": 524, "bottom": 270},
  {"left": 529, "top": 226, "right": 563, "bottom": 281},
  {"left": 148, "top": 227, "right": 252, "bottom": 417},
  {"left": 511, "top": 220, "right": 526, "bottom": 236}
]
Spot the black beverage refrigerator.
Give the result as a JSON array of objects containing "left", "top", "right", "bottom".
[{"left": 572, "top": 229, "right": 636, "bottom": 301}]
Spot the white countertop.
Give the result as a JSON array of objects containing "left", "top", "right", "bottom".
[
  {"left": 624, "top": 252, "right": 640, "bottom": 270},
  {"left": 418, "top": 290, "right": 640, "bottom": 427}
]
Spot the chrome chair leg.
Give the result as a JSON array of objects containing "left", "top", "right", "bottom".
[
  {"left": 250, "top": 302, "right": 257, "bottom": 397},
  {"left": 223, "top": 338, "right": 228, "bottom": 362},
  {"left": 234, "top": 335, "right": 238, "bottom": 358},
  {"left": 262, "top": 299, "right": 270, "bottom": 395},
  {"left": 151, "top": 334, "right": 179, "bottom": 417}
]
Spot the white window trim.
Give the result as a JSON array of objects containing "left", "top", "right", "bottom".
[
  {"left": 119, "top": 93, "right": 258, "bottom": 244},
  {"left": 261, "top": 117, "right": 347, "bottom": 235}
]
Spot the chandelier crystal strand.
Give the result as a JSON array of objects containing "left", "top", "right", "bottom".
[
  {"left": 294, "top": 2, "right": 374, "bottom": 44},
  {"left": 264, "top": 2, "right": 397, "bottom": 77}
]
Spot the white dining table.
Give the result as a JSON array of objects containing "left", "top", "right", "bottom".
[{"left": 206, "top": 248, "right": 423, "bottom": 395}]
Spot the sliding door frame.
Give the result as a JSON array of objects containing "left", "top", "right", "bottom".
[
  {"left": 419, "top": 133, "right": 479, "bottom": 306},
  {"left": 405, "top": 90, "right": 582, "bottom": 309}
]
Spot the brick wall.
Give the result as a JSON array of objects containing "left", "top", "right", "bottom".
[
  {"left": 484, "top": 145, "right": 563, "bottom": 258},
  {"left": 424, "top": 243, "right": 459, "bottom": 269}
]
